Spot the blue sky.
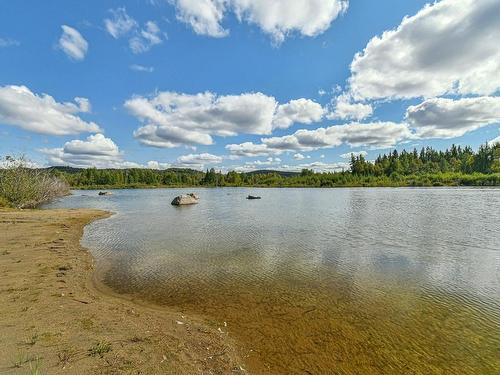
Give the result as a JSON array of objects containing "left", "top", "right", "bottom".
[{"left": 1, "top": 0, "right": 499, "bottom": 171}]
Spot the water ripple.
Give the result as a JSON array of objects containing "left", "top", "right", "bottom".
[{"left": 45, "top": 187, "right": 500, "bottom": 373}]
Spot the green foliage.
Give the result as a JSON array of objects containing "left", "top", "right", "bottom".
[
  {"left": 350, "top": 142, "right": 499, "bottom": 177},
  {"left": 0, "top": 156, "right": 70, "bottom": 208},
  {"left": 12, "top": 352, "right": 41, "bottom": 371},
  {"left": 88, "top": 341, "right": 112, "bottom": 357},
  {"left": 49, "top": 142, "right": 500, "bottom": 189},
  {"left": 29, "top": 356, "right": 42, "bottom": 375},
  {"left": 60, "top": 167, "right": 205, "bottom": 188},
  {"left": 0, "top": 196, "right": 10, "bottom": 208}
]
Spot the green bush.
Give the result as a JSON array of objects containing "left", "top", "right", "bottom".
[
  {"left": 0, "top": 196, "right": 10, "bottom": 208},
  {"left": 0, "top": 156, "right": 69, "bottom": 209}
]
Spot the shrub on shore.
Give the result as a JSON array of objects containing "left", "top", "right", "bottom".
[
  {"left": 0, "top": 156, "right": 70, "bottom": 208},
  {"left": 0, "top": 196, "right": 9, "bottom": 208}
]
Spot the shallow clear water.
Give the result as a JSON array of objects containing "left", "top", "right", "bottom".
[{"left": 45, "top": 187, "right": 500, "bottom": 373}]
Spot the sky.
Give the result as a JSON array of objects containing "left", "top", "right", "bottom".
[{"left": 0, "top": 0, "right": 499, "bottom": 172}]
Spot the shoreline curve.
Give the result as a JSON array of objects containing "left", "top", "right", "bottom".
[{"left": 0, "top": 208, "right": 245, "bottom": 374}]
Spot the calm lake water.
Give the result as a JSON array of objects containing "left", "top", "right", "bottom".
[{"left": 45, "top": 188, "right": 500, "bottom": 374}]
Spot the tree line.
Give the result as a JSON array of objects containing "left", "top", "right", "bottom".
[
  {"left": 48, "top": 142, "right": 499, "bottom": 189},
  {"left": 350, "top": 143, "right": 499, "bottom": 176}
]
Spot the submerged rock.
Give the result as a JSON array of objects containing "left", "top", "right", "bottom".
[
  {"left": 171, "top": 193, "right": 199, "bottom": 206},
  {"left": 246, "top": 195, "right": 261, "bottom": 200}
]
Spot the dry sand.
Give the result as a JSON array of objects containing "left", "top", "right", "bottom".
[{"left": 0, "top": 208, "right": 245, "bottom": 374}]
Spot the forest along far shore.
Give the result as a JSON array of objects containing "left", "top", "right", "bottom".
[
  {"left": 0, "top": 142, "right": 499, "bottom": 210},
  {"left": 51, "top": 142, "right": 500, "bottom": 190}
]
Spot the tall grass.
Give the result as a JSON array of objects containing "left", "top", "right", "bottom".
[{"left": 0, "top": 156, "right": 70, "bottom": 208}]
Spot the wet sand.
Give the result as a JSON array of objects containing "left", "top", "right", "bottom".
[{"left": 0, "top": 208, "right": 244, "bottom": 374}]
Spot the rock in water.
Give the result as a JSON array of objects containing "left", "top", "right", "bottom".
[{"left": 171, "top": 193, "right": 199, "bottom": 206}]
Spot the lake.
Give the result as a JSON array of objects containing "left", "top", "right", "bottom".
[{"left": 45, "top": 187, "right": 500, "bottom": 374}]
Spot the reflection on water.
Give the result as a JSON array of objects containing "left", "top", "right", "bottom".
[{"left": 45, "top": 188, "right": 500, "bottom": 373}]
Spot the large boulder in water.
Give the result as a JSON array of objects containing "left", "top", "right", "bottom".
[{"left": 171, "top": 193, "right": 199, "bottom": 206}]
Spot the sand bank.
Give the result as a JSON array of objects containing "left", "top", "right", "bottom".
[{"left": 0, "top": 208, "right": 244, "bottom": 374}]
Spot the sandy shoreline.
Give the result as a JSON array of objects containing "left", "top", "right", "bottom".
[{"left": 0, "top": 208, "right": 245, "bottom": 374}]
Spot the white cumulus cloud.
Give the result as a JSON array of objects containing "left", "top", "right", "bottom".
[
  {"left": 232, "top": 160, "right": 348, "bottom": 173},
  {"left": 126, "top": 91, "right": 323, "bottom": 148},
  {"left": 40, "top": 134, "right": 140, "bottom": 168},
  {"left": 244, "top": 157, "right": 281, "bottom": 167},
  {"left": 231, "top": 0, "right": 348, "bottom": 43},
  {"left": 74, "top": 97, "right": 91, "bottom": 112},
  {"left": 339, "top": 150, "right": 367, "bottom": 159},
  {"left": 147, "top": 160, "right": 171, "bottom": 169},
  {"left": 273, "top": 98, "right": 324, "bottom": 129},
  {"left": 328, "top": 93, "right": 373, "bottom": 121},
  {"left": 406, "top": 96, "right": 500, "bottom": 138},
  {"left": 133, "top": 124, "right": 213, "bottom": 148},
  {"left": 225, "top": 141, "right": 272, "bottom": 157},
  {"left": 172, "top": 0, "right": 228, "bottom": 38},
  {"left": 40, "top": 134, "right": 166, "bottom": 169},
  {"left": 291, "top": 161, "right": 349, "bottom": 172},
  {"left": 489, "top": 135, "right": 500, "bottom": 145},
  {"left": 171, "top": 0, "right": 348, "bottom": 43},
  {"left": 58, "top": 25, "right": 88, "bottom": 61},
  {"left": 349, "top": 0, "right": 500, "bottom": 100},
  {"left": 177, "top": 152, "right": 223, "bottom": 166},
  {"left": 0, "top": 85, "right": 100, "bottom": 135},
  {"left": 226, "top": 122, "right": 412, "bottom": 156}
]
